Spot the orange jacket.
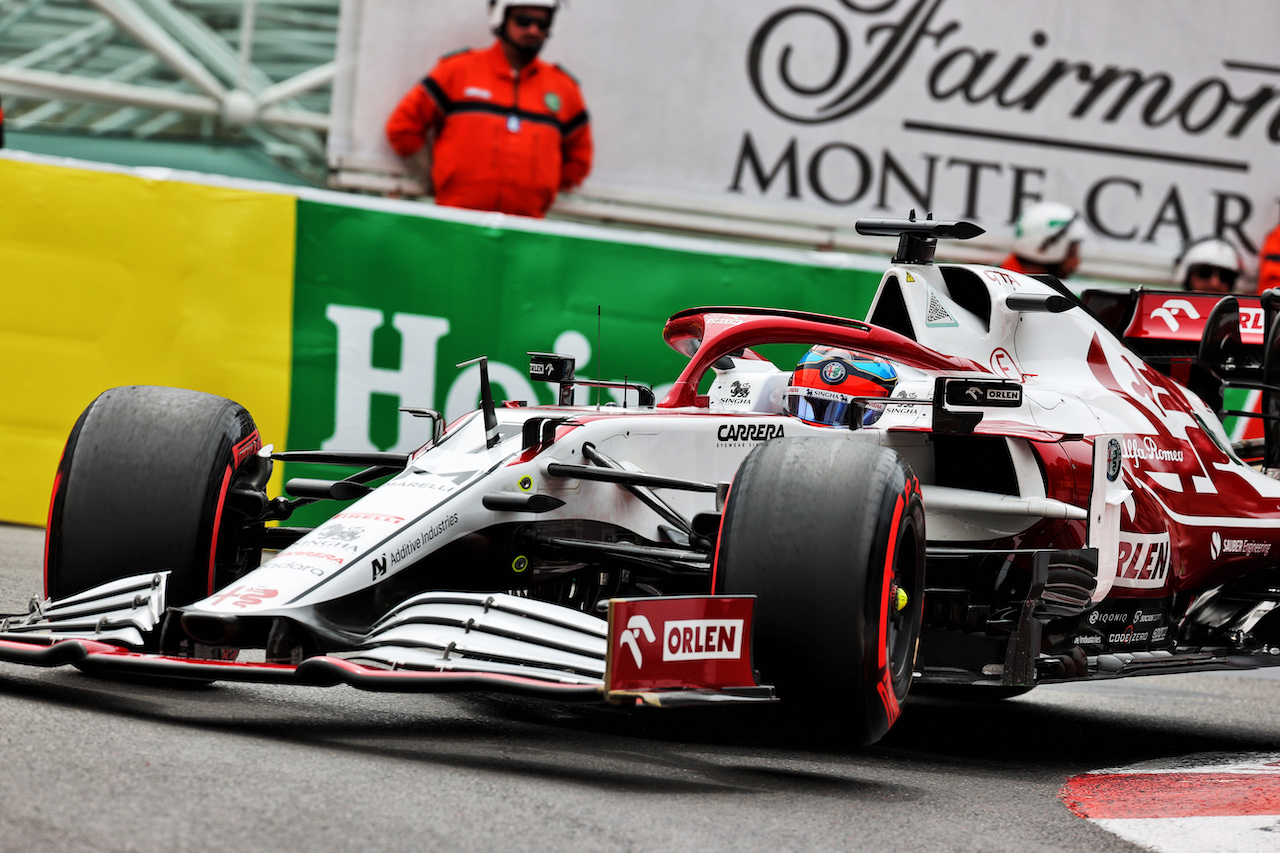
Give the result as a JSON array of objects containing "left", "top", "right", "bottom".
[
  {"left": 385, "top": 41, "right": 592, "bottom": 218},
  {"left": 1258, "top": 222, "right": 1280, "bottom": 294},
  {"left": 999, "top": 253, "right": 1028, "bottom": 274}
]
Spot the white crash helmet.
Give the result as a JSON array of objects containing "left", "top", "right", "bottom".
[
  {"left": 489, "top": 0, "right": 558, "bottom": 32},
  {"left": 1173, "top": 237, "right": 1244, "bottom": 288},
  {"left": 1012, "top": 202, "right": 1088, "bottom": 265}
]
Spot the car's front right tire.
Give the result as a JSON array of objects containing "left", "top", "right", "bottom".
[{"left": 45, "top": 385, "right": 267, "bottom": 607}]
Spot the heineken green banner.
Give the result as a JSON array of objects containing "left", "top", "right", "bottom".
[
  {"left": 288, "top": 199, "right": 881, "bottom": 453},
  {"left": 284, "top": 200, "right": 882, "bottom": 524}
]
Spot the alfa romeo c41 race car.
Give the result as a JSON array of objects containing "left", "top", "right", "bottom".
[{"left": 6, "top": 217, "right": 1280, "bottom": 747}]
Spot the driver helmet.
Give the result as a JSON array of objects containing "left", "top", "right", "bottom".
[
  {"left": 1173, "top": 236, "right": 1243, "bottom": 290},
  {"left": 1012, "top": 201, "right": 1087, "bottom": 265},
  {"left": 488, "top": 0, "right": 558, "bottom": 33},
  {"left": 784, "top": 346, "right": 898, "bottom": 428}
]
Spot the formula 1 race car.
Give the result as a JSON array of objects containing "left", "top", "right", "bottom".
[{"left": 7, "top": 216, "right": 1280, "bottom": 747}]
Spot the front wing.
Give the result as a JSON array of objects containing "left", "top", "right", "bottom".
[{"left": 0, "top": 574, "right": 773, "bottom": 708}]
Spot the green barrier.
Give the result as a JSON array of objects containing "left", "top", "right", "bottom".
[
  {"left": 284, "top": 199, "right": 882, "bottom": 524},
  {"left": 1222, "top": 387, "right": 1257, "bottom": 447}
]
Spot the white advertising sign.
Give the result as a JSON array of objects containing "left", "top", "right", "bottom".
[{"left": 331, "top": 0, "right": 1280, "bottom": 276}]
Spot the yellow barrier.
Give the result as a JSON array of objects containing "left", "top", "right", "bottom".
[{"left": 0, "top": 157, "right": 295, "bottom": 527}]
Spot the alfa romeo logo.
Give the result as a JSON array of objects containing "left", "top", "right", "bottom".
[
  {"left": 1106, "top": 438, "right": 1122, "bottom": 482},
  {"left": 821, "top": 360, "right": 847, "bottom": 384}
]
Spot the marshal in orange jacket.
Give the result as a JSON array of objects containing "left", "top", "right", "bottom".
[
  {"left": 385, "top": 41, "right": 592, "bottom": 218},
  {"left": 1258, "top": 221, "right": 1280, "bottom": 294}
]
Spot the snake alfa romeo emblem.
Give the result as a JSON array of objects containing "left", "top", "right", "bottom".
[
  {"left": 821, "top": 361, "right": 847, "bottom": 383},
  {"left": 1106, "top": 438, "right": 1122, "bottom": 482}
]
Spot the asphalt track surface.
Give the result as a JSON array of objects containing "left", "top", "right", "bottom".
[{"left": 2, "top": 523, "right": 1279, "bottom": 853}]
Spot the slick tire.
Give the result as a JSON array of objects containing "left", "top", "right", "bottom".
[
  {"left": 716, "top": 437, "right": 925, "bottom": 747},
  {"left": 45, "top": 386, "right": 265, "bottom": 607}
]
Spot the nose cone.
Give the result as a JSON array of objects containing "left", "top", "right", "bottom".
[{"left": 180, "top": 611, "right": 242, "bottom": 646}]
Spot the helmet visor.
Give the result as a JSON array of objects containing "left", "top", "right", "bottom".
[{"left": 789, "top": 396, "right": 865, "bottom": 428}]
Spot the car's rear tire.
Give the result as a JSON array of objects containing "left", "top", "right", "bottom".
[
  {"left": 45, "top": 385, "right": 267, "bottom": 607},
  {"left": 716, "top": 437, "right": 924, "bottom": 746}
]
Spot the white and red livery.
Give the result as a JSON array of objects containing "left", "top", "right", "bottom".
[{"left": 6, "top": 217, "right": 1280, "bottom": 746}]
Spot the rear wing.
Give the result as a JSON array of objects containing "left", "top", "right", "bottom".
[
  {"left": 1083, "top": 287, "right": 1280, "bottom": 467},
  {"left": 1082, "top": 288, "right": 1264, "bottom": 357}
]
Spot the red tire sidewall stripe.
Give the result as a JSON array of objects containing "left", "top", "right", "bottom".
[
  {"left": 42, "top": 469, "right": 63, "bottom": 598},
  {"left": 205, "top": 428, "right": 260, "bottom": 599},
  {"left": 711, "top": 476, "right": 735, "bottom": 594},
  {"left": 207, "top": 464, "right": 234, "bottom": 598},
  {"left": 875, "top": 488, "right": 907, "bottom": 726}
]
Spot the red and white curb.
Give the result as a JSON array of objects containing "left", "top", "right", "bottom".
[{"left": 1061, "top": 754, "right": 1280, "bottom": 852}]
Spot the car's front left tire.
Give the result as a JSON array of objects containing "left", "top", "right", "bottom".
[{"left": 716, "top": 437, "right": 925, "bottom": 746}]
